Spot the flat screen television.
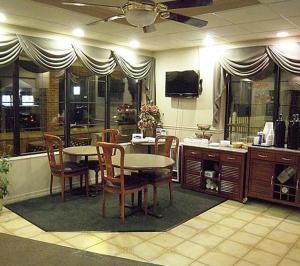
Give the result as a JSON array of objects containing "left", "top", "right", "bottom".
[{"left": 165, "top": 70, "right": 200, "bottom": 98}]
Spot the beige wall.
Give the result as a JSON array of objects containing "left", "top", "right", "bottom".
[{"left": 154, "top": 46, "right": 225, "bottom": 141}]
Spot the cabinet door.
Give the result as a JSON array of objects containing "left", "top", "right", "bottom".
[
  {"left": 248, "top": 159, "right": 274, "bottom": 199},
  {"left": 183, "top": 156, "right": 203, "bottom": 191},
  {"left": 220, "top": 162, "right": 242, "bottom": 201}
]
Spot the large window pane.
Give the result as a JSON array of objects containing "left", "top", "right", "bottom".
[
  {"left": 19, "top": 60, "right": 65, "bottom": 154},
  {"left": 227, "top": 66, "right": 275, "bottom": 142},
  {"left": 109, "top": 69, "right": 139, "bottom": 142},
  {"left": 69, "top": 63, "right": 105, "bottom": 146},
  {"left": 279, "top": 71, "right": 300, "bottom": 120},
  {"left": 0, "top": 64, "right": 14, "bottom": 156}
]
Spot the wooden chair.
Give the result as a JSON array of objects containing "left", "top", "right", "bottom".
[
  {"left": 96, "top": 142, "right": 148, "bottom": 223},
  {"left": 44, "top": 134, "right": 89, "bottom": 201},
  {"left": 86, "top": 129, "right": 120, "bottom": 189},
  {"left": 102, "top": 128, "right": 120, "bottom": 144},
  {"left": 144, "top": 135, "right": 179, "bottom": 209}
]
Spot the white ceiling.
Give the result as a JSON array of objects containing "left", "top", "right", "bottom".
[{"left": 0, "top": 0, "right": 300, "bottom": 51}]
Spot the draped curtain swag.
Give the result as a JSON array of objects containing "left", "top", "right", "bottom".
[
  {"left": 0, "top": 33, "right": 155, "bottom": 100},
  {"left": 213, "top": 43, "right": 300, "bottom": 126}
]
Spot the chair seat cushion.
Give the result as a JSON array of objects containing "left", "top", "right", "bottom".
[
  {"left": 106, "top": 174, "right": 146, "bottom": 190},
  {"left": 142, "top": 168, "right": 172, "bottom": 183},
  {"left": 52, "top": 161, "right": 88, "bottom": 174}
]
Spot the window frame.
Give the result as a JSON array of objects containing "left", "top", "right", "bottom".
[
  {"left": 224, "top": 64, "right": 283, "bottom": 140},
  {"left": 2, "top": 60, "right": 142, "bottom": 157}
]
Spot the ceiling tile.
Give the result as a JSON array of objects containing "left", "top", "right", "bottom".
[
  {"left": 239, "top": 18, "right": 295, "bottom": 33},
  {"left": 207, "top": 25, "right": 251, "bottom": 37},
  {"left": 165, "top": 30, "right": 206, "bottom": 41},
  {"left": 269, "top": 0, "right": 300, "bottom": 17},
  {"left": 216, "top": 4, "right": 280, "bottom": 23},
  {"left": 286, "top": 16, "right": 300, "bottom": 27},
  {"left": 194, "top": 13, "right": 233, "bottom": 28},
  {"left": 87, "top": 22, "right": 134, "bottom": 34},
  {"left": 223, "top": 28, "right": 300, "bottom": 43}
]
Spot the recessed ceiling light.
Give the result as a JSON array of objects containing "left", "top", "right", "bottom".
[
  {"left": 128, "top": 40, "right": 140, "bottom": 49},
  {"left": 203, "top": 34, "right": 214, "bottom": 46},
  {"left": 0, "top": 13, "right": 7, "bottom": 23},
  {"left": 277, "top": 31, "right": 289, "bottom": 38},
  {"left": 72, "top": 28, "right": 84, "bottom": 37}
]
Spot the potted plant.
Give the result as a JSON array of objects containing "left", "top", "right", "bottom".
[{"left": 0, "top": 156, "right": 10, "bottom": 211}]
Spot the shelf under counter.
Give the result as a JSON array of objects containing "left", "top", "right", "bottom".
[{"left": 180, "top": 144, "right": 247, "bottom": 202}]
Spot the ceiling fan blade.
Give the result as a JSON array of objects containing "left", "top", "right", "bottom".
[
  {"left": 143, "top": 24, "right": 156, "bottom": 33},
  {"left": 87, "top": 14, "right": 125, "bottom": 26},
  {"left": 62, "top": 1, "right": 120, "bottom": 9},
  {"left": 164, "top": 0, "right": 213, "bottom": 9},
  {"left": 167, "top": 12, "right": 208, "bottom": 28}
]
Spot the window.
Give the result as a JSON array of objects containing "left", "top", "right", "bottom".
[
  {"left": 226, "top": 65, "right": 275, "bottom": 142},
  {"left": 225, "top": 64, "right": 300, "bottom": 143},
  {"left": 69, "top": 63, "right": 106, "bottom": 146},
  {"left": 19, "top": 59, "right": 65, "bottom": 154},
  {"left": 279, "top": 71, "right": 300, "bottom": 121},
  {"left": 0, "top": 60, "right": 141, "bottom": 156},
  {"left": 0, "top": 64, "right": 14, "bottom": 156},
  {"left": 109, "top": 69, "right": 140, "bottom": 142}
]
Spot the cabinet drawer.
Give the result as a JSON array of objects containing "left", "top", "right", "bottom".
[
  {"left": 202, "top": 151, "right": 219, "bottom": 161},
  {"left": 184, "top": 148, "right": 201, "bottom": 158},
  {"left": 275, "top": 153, "right": 298, "bottom": 165},
  {"left": 251, "top": 150, "right": 275, "bottom": 161},
  {"left": 220, "top": 153, "right": 243, "bottom": 163}
]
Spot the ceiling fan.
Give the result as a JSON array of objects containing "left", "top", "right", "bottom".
[{"left": 62, "top": 0, "right": 213, "bottom": 33}]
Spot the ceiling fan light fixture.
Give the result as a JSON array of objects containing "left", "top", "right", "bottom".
[{"left": 125, "top": 9, "right": 157, "bottom": 27}]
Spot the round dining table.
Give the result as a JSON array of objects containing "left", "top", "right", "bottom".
[
  {"left": 112, "top": 153, "right": 175, "bottom": 218},
  {"left": 111, "top": 153, "right": 175, "bottom": 170},
  {"left": 63, "top": 145, "right": 98, "bottom": 163}
]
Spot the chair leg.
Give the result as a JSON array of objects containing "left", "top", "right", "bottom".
[
  {"left": 131, "top": 193, "right": 135, "bottom": 206},
  {"left": 102, "top": 190, "right": 106, "bottom": 218},
  {"left": 153, "top": 185, "right": 158, "bottom": 212},
  {"left": 85, "top": 173, "right": 89, "bottom": 197},
  {"left": 69, "top": 177, "right": 73, "bottom": 193},
  {"left": 144, "top": 187, "right": 148, "bottom": 215},
  {"left": 95, "top": 170, "right": 99, "bottom": 191},
  {"left": 80, "top": 175, "right": 83, "bottom": 190},
  {"left": 120, "top": 193, "right": 125, "bottom": 223},
  {"left": 50, "top": 174, "right": 53, "bottom": 195},
  {"left": 169, "top": 181, "right": 173, "bottom": 205},
  {"left": 60, "top": 177, "right": 65, "bottom": 201}
]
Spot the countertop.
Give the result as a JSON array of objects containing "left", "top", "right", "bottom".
[
  {"left": 249, "top": 145, "right": 300, "bottom": 154},
  {"left": 181, "top": 143, "right": 248, "bottom": 154}
]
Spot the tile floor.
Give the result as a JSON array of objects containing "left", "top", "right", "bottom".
[{"left": 1, "top": 199, "right": 300, "bottom": 266}]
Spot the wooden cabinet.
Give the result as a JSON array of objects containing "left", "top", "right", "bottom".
[
  {"left": 248, "top": 159, "right": 274, "bottom": 200},
  {"left": 246, "top": 146, "right": 300, "bottom": 207},
  {"left": 181, "top": 146, "right": 247, "bottom": 202}
]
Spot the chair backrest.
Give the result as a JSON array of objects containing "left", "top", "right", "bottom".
[
  {"left": 44, "top": 134, "right": 64, "bottom": 172},
  {"left": 96, "top": 142, "right": 125, "bottom": 189},
  {"left": 155, "top": 135, "right": 179, "bottom": 161},
  {"left": 102, "top": 129, "right": 120, "bottom": 143}
]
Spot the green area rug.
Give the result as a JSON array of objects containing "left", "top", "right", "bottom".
[
  {"left": 0, "top": 233, "right": 155, "bottom": 266},
  {"left": 6, "top": 185, "right": 225, "bottom": 232}
]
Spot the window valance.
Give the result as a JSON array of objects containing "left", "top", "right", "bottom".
[
  {"left": 0, "top": 33, "right": 155, "bottom": 101},
  {"left": 213, "top": 43, "right": 300, "bottom": 126}
]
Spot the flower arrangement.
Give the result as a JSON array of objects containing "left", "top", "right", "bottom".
[{"left": 138, "top": 104, "right": 162, "bottom": 130}]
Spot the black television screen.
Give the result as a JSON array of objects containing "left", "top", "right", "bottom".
[{"left": 165, "top": 70, "right": 199, "bottom": 97}]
